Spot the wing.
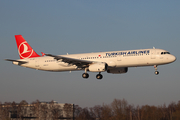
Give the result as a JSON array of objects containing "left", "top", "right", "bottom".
[
  {"left": 5, "top": 59, "right": 28, "bottom": 64},
  {"left": 45, "top": 54, "right": 94, "bottom": 68}
]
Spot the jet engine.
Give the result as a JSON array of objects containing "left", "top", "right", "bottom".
[
  {"left": 107, "top": 67, "right": 128, "bottom": 74},
  {"left": 88, "top": 63, "right": 108, "bottom": 72}
]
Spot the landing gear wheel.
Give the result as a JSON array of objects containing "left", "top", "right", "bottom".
[
  {"left": 155, "top": 71, "right": 159, "bottom": 75},
  {"left": 96, "top": 74, "right": 103, "bottom": 79},
  {"left": 82, "top": 73, "right": 89, "bottom": 79}
]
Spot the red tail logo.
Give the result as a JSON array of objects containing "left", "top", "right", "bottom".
[{"left": 15, "top": 35, "right": 40, "bottom": 59}]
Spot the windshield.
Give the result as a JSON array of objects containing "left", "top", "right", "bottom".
[{"left": 161, "top": 52, "right": 170, "bottom": 55}]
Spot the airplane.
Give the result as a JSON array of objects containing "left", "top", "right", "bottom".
[{"left": 5, "top": 35, "right": 176, "bottom": 79}]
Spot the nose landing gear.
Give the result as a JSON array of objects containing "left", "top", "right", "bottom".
[
  {"left": 155, "top": 71, "right": 159, "bottom": 75},
  {"left": 154, "top": 65, "right": 159, "bottom": 75}
]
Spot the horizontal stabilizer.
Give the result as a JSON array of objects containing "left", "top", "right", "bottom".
[{"left": 5, "top": 59, "right": 28, "bottom": 64}]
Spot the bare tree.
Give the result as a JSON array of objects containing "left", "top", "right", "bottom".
[
  {"left": 126, "top": 104, "right": 134, "bottom": 120},
  {"left": 31, "top": 100, "right": 41, "bottom": 120},
  {"left": 168, "top": 102, "right": 176, "bottom": 120},
  {"left": 89, "top": 105, "right": 102, "bottom": 119},
  {"left": 81, "top": 107, "right": 93, "bottom": 120},
  {"left": 40, "top": 103, "right": 49, "bottom": 120},
  {"left": 158, "top": 103, "right": 168, "bottom": 120},
  {"left": 11, "top": 101, "right": 17, "bottom": 119},
  {"left": 74, "top": 105, "right": 83, "bottom": 119},
  {"left": 101, "top": 104, "right": 113, "bottom": 120},
  {"left": 17, "top": 100, "right": 28, "bottom": 120},
  {"left": 111, "top": 98, "right": 128, "bottom": 120},
  {"left": 63, "top": 103, "right": 73, "bottom": 119},
  {"left": 172, "top": 101, "right": 180, "bottom": 120},
  {"left": 134, "top": 105, "right": 143, "bottom": 120},
  {"left": 1, "top": 102, "right": 11, "bottom": 120},
  {"left": 0, "top": 102, "right": 2, "bottom": 120},
  {"left": 49, "top": 101, "right": 63, "bottom": 119}
]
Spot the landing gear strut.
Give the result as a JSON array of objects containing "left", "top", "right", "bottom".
[
  {"left": 154, "top": 65, "right": 159, "bottom": 75},
  {"left": 96, "top": 72, "right": 103, "bottom": 79},
  {"left": 82, "top": 68, "right": 89, "bottom": 79}
]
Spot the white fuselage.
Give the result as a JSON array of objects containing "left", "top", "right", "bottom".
[{"left": 13, "top": 48, "right": 176, "bottom": 72}]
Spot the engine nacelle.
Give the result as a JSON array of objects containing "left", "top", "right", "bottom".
[
  {"left": 88, "top": 63, "right": 108, "bottom": 72},
  {"left": 107, "top": 67, "right": 128, "bottom": 74}
]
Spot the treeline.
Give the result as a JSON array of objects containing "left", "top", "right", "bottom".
[
  {"left": 0, "top": 99, "right": 180, "bottom": 120},
  {"left": 0, "top": 100, "right": 73, "bottom": 120},
  {"left": 74, "top": 99, "right": 180, "bottom": 120}
]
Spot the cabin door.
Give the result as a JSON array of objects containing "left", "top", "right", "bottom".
[
  {"left": 151, "top": 49, "right": 156, "bottom": 59},
  {"left": 117, "top": 55, "right": 122, "bottom": 61},
  {"left": 35, "top": 58, "right": 40, "bottom": 68}
]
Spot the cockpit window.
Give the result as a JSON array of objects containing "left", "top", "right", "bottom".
[{"left": 161, "top": 52, "right": 170, "bottom": 55}]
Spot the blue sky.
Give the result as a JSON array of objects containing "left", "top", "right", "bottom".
[{"left": 1, "top": 0, "right": 180, "bottom": 107}]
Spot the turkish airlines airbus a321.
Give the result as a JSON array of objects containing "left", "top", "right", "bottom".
[{"left": 5, "top": 35, "right": 176, "bottom": 79}]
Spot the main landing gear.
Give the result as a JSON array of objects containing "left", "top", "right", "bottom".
[
  {"left": 82, "top": 68, "right": 103, "bottom": 79},
  {"left": 154, "top": 65, "right": 159, "bottom": 75},
  {"left": 82, "top": 72, "right": 103, "bottom": 79},
  {"left": 82, "top": 73, "right": 89, "bottom": 79},
  {"left": 96, "top": 72, "right": 103, "bottom": 79},
  {"left": 82, "top": 68, "right": 89, "bottom": 79}
]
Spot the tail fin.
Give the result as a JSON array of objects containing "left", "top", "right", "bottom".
[{"left": 15, "top": 35, "right": 40, "bottom": 59}]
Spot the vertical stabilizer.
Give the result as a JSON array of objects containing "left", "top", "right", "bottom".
[{"left": 15, "top": 35, "right": 40, "bottom": 59}]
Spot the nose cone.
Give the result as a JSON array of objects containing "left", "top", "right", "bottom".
[{"left": 170, "top": 55, "right": 176, "bottom": 63}]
